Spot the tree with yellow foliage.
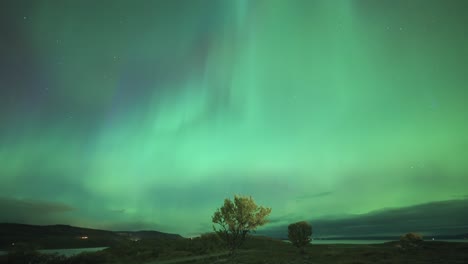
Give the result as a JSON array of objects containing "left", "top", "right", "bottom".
[{"left": 212, "top": 195, "right": 272, "bottom": 254}]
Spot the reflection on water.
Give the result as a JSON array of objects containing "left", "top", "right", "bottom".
[
  {"left": 283, "top": 239, "right": 468, "bottom": 244},
  {"left": 0, "top": 247, "right": 107, "bottom": 257}
]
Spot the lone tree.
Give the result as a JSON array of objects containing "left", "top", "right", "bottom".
[
  {"left": 212, "top": 195, "right": 272, "bottom": 254},
  {"left": 288, "top": 221, "right": 312, "bottom": 254}
]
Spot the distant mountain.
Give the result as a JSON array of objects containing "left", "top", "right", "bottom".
[
  {"left": 116, "top": 230, "right": 183, "bottom": 241},
  {"left": 259, "top": 199, "right": 468, "bottom": 239},
  {"left": 0, "top": 223, "right": 182, "bottom": 250}
]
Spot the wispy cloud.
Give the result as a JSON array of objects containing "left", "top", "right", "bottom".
[{"left": 295, "top": 191, "right": 333, "bottom": 200}]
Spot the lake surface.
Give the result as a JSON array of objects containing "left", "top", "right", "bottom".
[
  {"left": 0, "top": 247, "right": 107, "bottom": 257},
  {"left": 283, "top": 239, "right": 468, "bottom": 244}
]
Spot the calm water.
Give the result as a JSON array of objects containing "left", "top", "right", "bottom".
[
  {"left": 0, "top": 247, "right": 107, "bottom": 257},
  {"left": 283, "top": 239, "right": 468, "bottom": 244}
]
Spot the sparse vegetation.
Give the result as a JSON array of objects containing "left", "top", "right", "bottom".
[
  {"left": 212, "top": 195, "right": 272, "bottom": 254},
  {"left": 288, "top": 221, "right": 312, "bottom": 254},
  {"left": 399, "top": 232, "right": 424, "bottom": 250},
  {"left": 2, "top": 236, "right": 468, "bottom": 264},
  {"left": 400, "top": 232, "right": 423, "bottom": 243}
]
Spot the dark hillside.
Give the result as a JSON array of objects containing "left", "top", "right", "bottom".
[{"left": 0, "top": 223, "right": 182, "bottom": 250}]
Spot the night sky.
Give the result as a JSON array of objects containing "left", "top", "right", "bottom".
[{"left": 1, "top": 0, "right": 468, "bottom": 238}]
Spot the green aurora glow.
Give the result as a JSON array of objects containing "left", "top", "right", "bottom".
[{"left": 1, "top": 0, "right": 467, "bottom": 237}]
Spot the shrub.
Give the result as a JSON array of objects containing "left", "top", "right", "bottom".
[
  {"left": 288, "top": 221, "right": 312, "bottom": 254},
  {"left": 400, "top": 232, "right": 423, "bottom": 242},
  {"left": 400, "top": 232, "right": 423, "bottom": 249}
]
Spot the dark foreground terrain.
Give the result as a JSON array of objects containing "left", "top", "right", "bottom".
[{"left": 2, "top": 235, "right": 468, "bottom": 264}]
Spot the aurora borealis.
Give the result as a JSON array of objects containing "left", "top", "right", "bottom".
[{"left": 1, "top": 0, "right": 468, "bottom": 237}]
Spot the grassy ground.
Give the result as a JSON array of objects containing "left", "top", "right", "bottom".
[
  {"left": 228, "top": 237, "right": 468, "bottom": 264},
  {"left": 2, "top": 235, "right": 467, "bottom": 264},
  {"left": 172, "top": 237, "right": 468, "bottom": 264}
]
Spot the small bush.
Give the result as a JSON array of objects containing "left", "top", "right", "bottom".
[
  {"left": 399, "top": 232, "right": 423, "bottom": 250},
  {"left": 288, "top": 221, "right": 312, "bottom": 254},
  {"left": 400, "top": 232, "right": 423, "bottom": 242}
]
